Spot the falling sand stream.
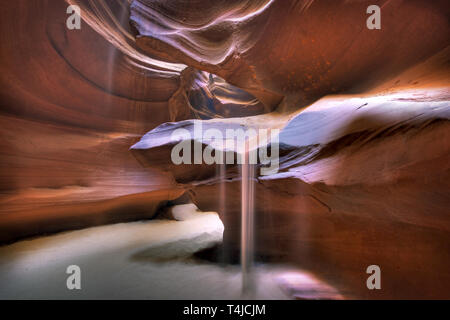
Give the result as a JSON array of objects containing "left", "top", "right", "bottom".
[{"left": 240, "top": 141, "right": 256, "bottom": 294}]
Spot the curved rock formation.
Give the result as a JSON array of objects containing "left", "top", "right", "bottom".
[
  {"left": 0, "top": 0, "right": 185, "bottom": 242},
  {"left": 0, "top": 0, "right": 267, "bottom": 242},
  {"left": 128, "top": 0, "right": 450, "bottom": 298},
  {"left": 131, "top": 0, "right": 449, "bottom": 108}
]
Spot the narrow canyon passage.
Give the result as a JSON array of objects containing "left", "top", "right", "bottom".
[{"left": 0, "top": 0, "right": 449, "bottom": 300}]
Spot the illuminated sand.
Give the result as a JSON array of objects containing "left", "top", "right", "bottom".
[{"left": 0, "top": 205, "right": 341, "bottom": 299}]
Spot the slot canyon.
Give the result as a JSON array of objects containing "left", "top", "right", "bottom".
[{"left": 0, "top": 0, "right": 449, "bottom": 299}]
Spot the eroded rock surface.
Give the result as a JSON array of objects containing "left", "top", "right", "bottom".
[{"left": 0, "top": 0, "right": 266, "bottom": 242}]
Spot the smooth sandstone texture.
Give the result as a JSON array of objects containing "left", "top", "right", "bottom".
[
  {"left": 0, "top": 1, "right": 183, "bottom": 242},
  {"left": 0, "top": 1, "right": 266, "bottom": 242},
  {"left": 128, "top": 0, "right": 450, "bottom": 299},
  {"left": 131, "top": 0, "right": 449, "bottom": 108}
]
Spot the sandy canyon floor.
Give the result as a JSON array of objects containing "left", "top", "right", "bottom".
[{"left": 0, "top": 206, "right": 341, "bottom": 299}]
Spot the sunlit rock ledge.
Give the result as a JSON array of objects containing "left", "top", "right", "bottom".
[{"left": 131, "top": 88, "right": 450, "bottom": 185}]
